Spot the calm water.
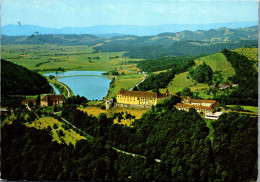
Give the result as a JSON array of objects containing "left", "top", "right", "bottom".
[
  {"left": 49, "top": 83, "right": 60, "bottom": 95},
  {"left": 57, "top": 76, "right": 111, "bottom": 100},
  {"left": 43, "top": 71, "right": 105, "bottom": 77}
]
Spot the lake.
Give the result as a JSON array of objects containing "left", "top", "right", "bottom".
[
  {"left": 43, "top": 71, "right": 111, "bottom": 100},
  {"left": 49, "top": 83, "right": 60, "bottom": 95}
]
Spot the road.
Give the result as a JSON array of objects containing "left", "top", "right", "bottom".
[
  {"left": 129, "top": 72, "right": 147, "bottom": 91},
  {"left": 60, "top": 116, "right": 161, "bottom": 163},
  {"left": 61, "top": 117, "right": 93, "bottom": 139},
  {"left": 52, "top": 78, "right": 71, "bottom": 97}
]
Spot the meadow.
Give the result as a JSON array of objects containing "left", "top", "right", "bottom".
[
  {"left": 79, "top": 106, "right": 149, "bottom": 126},
  {"left": 108, "top": 73, "right": 144, "bottom": 98},
  {"left": 167, "top": 71, "right": 208, "bottom": 93},
  {"left": 1, "top": 44, "right": 142, "bottom": 71},
  {"left": 195, "top": 53, "right": 235, "bottom": 80},
  {"left": 25, "top": 117, "right": 86, "bottom": 146}
]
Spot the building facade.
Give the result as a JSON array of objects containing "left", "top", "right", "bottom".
[
  {"left": 116, "top": 88, "right": 170, "bottom": 108},
  {"left": 41, "top": 95, "right": 65, "bottom": 106},
  {"left": 175, "top": 96, "right": 219, "bottom": 115}
]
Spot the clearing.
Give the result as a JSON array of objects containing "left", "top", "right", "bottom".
[
  {"left": 79, "top": 106, "right": 149, "bottom": 126},
  {"left": 195, "top": 53, "right": 235, "bottom": 80},
  {"left": 25, "top": 117, "right": 86, "bottom": 146}
]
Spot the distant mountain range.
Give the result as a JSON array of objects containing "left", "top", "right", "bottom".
[
  {"left": 1, "top": 21, "right": 258, "bottom": 36},
  {"left": 2, "top": 26, "right": 258, "bottom": 59}
]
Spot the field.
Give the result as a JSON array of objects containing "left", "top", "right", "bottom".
[
  {"left": 79, "top": 106, "right": 149, "bottom": 126},
  {"left": 1, "top": 44, "right": 143, "bottom": 71},
  {"left": 25, "top": 117, "right": 86, "bottom": 146},
  {"left": 108, "top": 73, "right": 144, "bottom": 98},
  {"left": 226, "top": 105, "right": 258, "bottom": 114},
  {"left": 167, "top": 71, "right": 208, "bottom": 93},
  {"left": 195, "top": 53, "right": 235, "bottom": 80}
]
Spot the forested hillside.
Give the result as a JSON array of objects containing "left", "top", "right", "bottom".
[
  {"left": 1, "top": 34, "right": 104, "bottom": 46},
  {"left": 137, "top": 55, "right": 203, "bottom": 72},
  {"left": 214, "top": 49, "right": 258, "bottom": 106},
  {"left": 1, "top": 59, "right": 52, "bottom": 95},
  {"left": 2, "top": 26, "right": 258, "bottom": 59},
  {"left": 94, "top": 26, "right": 258, "bottom": 59},
  {"left": 2, "top": 96, "right": 257, "bottom": 181}
]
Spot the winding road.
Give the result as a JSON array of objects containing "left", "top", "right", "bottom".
[
  {"left": 60, "top": 116, "right": 161, "bottom": 163},
  {"left": 52, "top": 78, "right": 71, "bottom": 97},
  {"left": 129, "top": 72, "right": 147, "bottom": 91}
]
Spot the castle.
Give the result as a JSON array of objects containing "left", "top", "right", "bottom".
[{"left": 116, "top": 88, "right": 171, "bottom": 108}]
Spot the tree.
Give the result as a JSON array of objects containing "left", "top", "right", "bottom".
[
  {"left": 36, "top": 95, "right": 41, "bottom": 105},
  {"left": 133, "top": 86, "right": 138, "bottom": 91},
  {"left": 53, "top": 123, "right": 58, "bottom": 129},
  {"left": 28, "top": 100, "right": 34, "bottom": 109},
  {"left": 181, "top": 87, "right": 193, "bottom": 97}
]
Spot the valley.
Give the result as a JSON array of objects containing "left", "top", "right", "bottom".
[{"left": 1, "top": 25, "right": 258, "bottom": 181}]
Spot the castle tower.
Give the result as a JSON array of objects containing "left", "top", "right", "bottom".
[{"left": 106, "top": 99, "right": 113, "bottom": 110}]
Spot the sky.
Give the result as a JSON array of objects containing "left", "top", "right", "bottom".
[{"left": 1, "top": 0, "right": 258, "bottom": 28}]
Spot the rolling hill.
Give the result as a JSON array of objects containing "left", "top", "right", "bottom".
[
  {"left": 2, "top": 26, "right": 258, "bottom": 59},
  {"left": 1, "top": 59, "right": 52, "bottom": 95},
  {"left": 194, "top": 53, "right": 235, "bottom": 79},
  {"left": 2, "top": 21, "right": 257, "bottom": 36}
]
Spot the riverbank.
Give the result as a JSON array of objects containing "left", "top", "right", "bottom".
[{"left": 46, "top": 77, "right": 74, "bottom": 98}]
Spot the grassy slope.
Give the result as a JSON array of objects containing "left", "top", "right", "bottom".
[
  {"left": 108, "top": 74, "right": 144, "bottom": 98},
  {"left": 25, "top": 117, "right": 86, "bottom": 146},
  {"left": 79, "top": 106, "right": 148, "bottom": 126},
  {"left": 167, "top": 71, "right": 208, "bottom": 93},
  {"left": 226, "top": 105, "right": 258, "bottom": 114},
  {"left": 164, "top": 52, "right": 238, "bottom": 99},
  {"left": 195, "top": 52, "right": 235, "bottom": 79}
]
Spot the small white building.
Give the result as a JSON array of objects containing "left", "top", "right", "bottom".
[{"left": 205, "top": 112, "right": 223, "bottom": 120}]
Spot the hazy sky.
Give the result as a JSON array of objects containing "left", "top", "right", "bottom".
[{"left": 2, "top": 0, "right": 258, "bottom": 28}]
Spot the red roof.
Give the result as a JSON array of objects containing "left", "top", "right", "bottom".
[
  {"left": 181, "top": 96, "right": 217, "bottom": 104},
  {"left": 118, "top": 88, "right": 170, "bottom": 99},
  {"left": 176, "top": 103, "right": 214, "bottom": 110},
  {"left": 41, "top": 95, "right": 65, "bottom": 102},
  {"left": 22, "top": 99, "right": 36, "bottom": 104}
]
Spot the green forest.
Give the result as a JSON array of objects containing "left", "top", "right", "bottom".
[
  {"left": 137, "top": 57, "right": 195, "bottom": 91},
  {"left": 2, "top": 96, "right": 257, "bottom": 181},
  {"left": 137, "top": 55, "right": 202, "bottom": 73},
  {"left": 214, "top": 49, "right": 258, "bottom": 106},
  {"left": 1, "top": 59, "right": 52, "bottom": 95}
]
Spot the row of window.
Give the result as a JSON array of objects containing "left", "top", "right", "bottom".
[{"left": 118, "top": 95, "right": 156, "bottom": 101}]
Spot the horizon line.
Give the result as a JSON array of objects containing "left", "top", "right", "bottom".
[{"left": 1, "top": 21, "right": 258, "bottom": 29}]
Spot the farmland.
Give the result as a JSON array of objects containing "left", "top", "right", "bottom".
[{"left": 1, "top": 44, "right": 143, "bottom": 71}]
